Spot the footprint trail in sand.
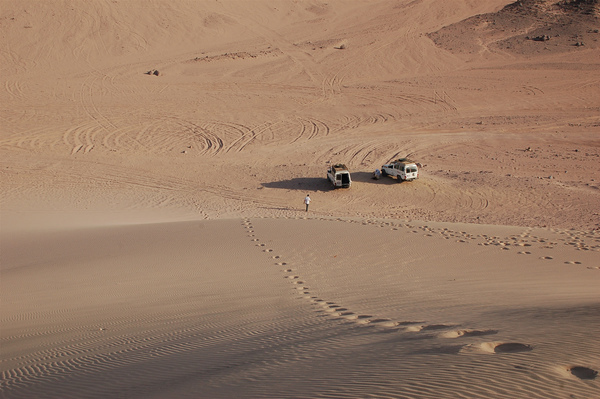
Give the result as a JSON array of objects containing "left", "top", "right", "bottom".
[{"left": 240, "top": 216, "right": 599, "bottom": 388}]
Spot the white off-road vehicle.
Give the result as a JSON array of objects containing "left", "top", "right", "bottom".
[
  {"left": 381, "top": 159, "right": 419, "bottom": 182},
  {"left": 327, "top": 164, "right": 352, "bottom": 188}
]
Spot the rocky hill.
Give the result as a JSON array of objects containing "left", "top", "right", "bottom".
[{"left": 428, "top": 0, "right": 599, "bottom": 56}]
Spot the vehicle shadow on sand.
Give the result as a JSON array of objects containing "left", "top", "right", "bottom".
[
  {"left": 351, "top": 171, "right": 402, "bottom": 184},
  {"left": 262, "top": 177, "right": 331, "bottom": 192},
  {"left": 262, "top": 172, "right": 402, "bottom": 191}
]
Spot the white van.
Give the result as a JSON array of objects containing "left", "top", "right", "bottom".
[
  {"left": 327, "top": 164, "right": 352, "bottom": 188},
  {"left": 381, "top": 159, "right": 419, "bottom": 182}
]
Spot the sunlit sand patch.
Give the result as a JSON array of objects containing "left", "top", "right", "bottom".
[
  {"left": 353, "top": 315, "right": 373, "bottom": 324},
  {"left": 379, "top": 320, "right": 401, "bottom": 327},
  {"left": 440, "top": 329, "right": 499, "bottom": 339}
]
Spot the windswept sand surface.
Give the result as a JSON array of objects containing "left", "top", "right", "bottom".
[
  {"left": 1, "top": 1, "right": 599, "bottom": 398},
  {"left": 2, "top": 217, "right": 600, "bottom": 398}
]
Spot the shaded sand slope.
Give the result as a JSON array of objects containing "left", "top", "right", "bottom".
[
  {"left": 2, "top": 217, "right": 599, "bottom": 398},
  {"left": 2, "top": 219, "right": 311, "bottom": 398}
]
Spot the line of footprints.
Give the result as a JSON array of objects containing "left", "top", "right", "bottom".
[
  {"left": 369, "top": 220, "right": 598, "bottom": 268},
  {"left": 241, "top": 218, "right": 511, "bottom": 337},
  {"left": 241, "top": 218, "right": 599, "bottom": 380},
  {"left": 242, "top": 219, "right": 397, "bottom": 328}
]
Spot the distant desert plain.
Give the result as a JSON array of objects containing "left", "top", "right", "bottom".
[{"left": 1, "top": 1, "right": 599, "bottom": 398}]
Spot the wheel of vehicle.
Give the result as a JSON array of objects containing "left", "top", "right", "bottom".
[
  {"left": 381, "top": 169, "right": 388, "bottom": 177},
  {"left": 397, "top": 176, "right": 404, "bottom": 182}
]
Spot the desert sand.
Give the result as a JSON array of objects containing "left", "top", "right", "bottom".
[{"left": 1, "top": 0, "right": 599, "bottom": 398}]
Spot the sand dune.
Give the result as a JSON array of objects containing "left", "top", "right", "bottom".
[
  {"left": 1, "top": 0, "right": 599, "bottom": 398},
  {"left": 2, "top": 217, "right": 599, "bottom": 398}
]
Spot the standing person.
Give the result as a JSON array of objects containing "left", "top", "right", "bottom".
[{"left": 304, "top": 194, "right": 311, "bottom": 212}]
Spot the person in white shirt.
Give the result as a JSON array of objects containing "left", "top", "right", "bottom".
[{"left": 304, "top": 194, "right": 311, "bottom": 212}]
